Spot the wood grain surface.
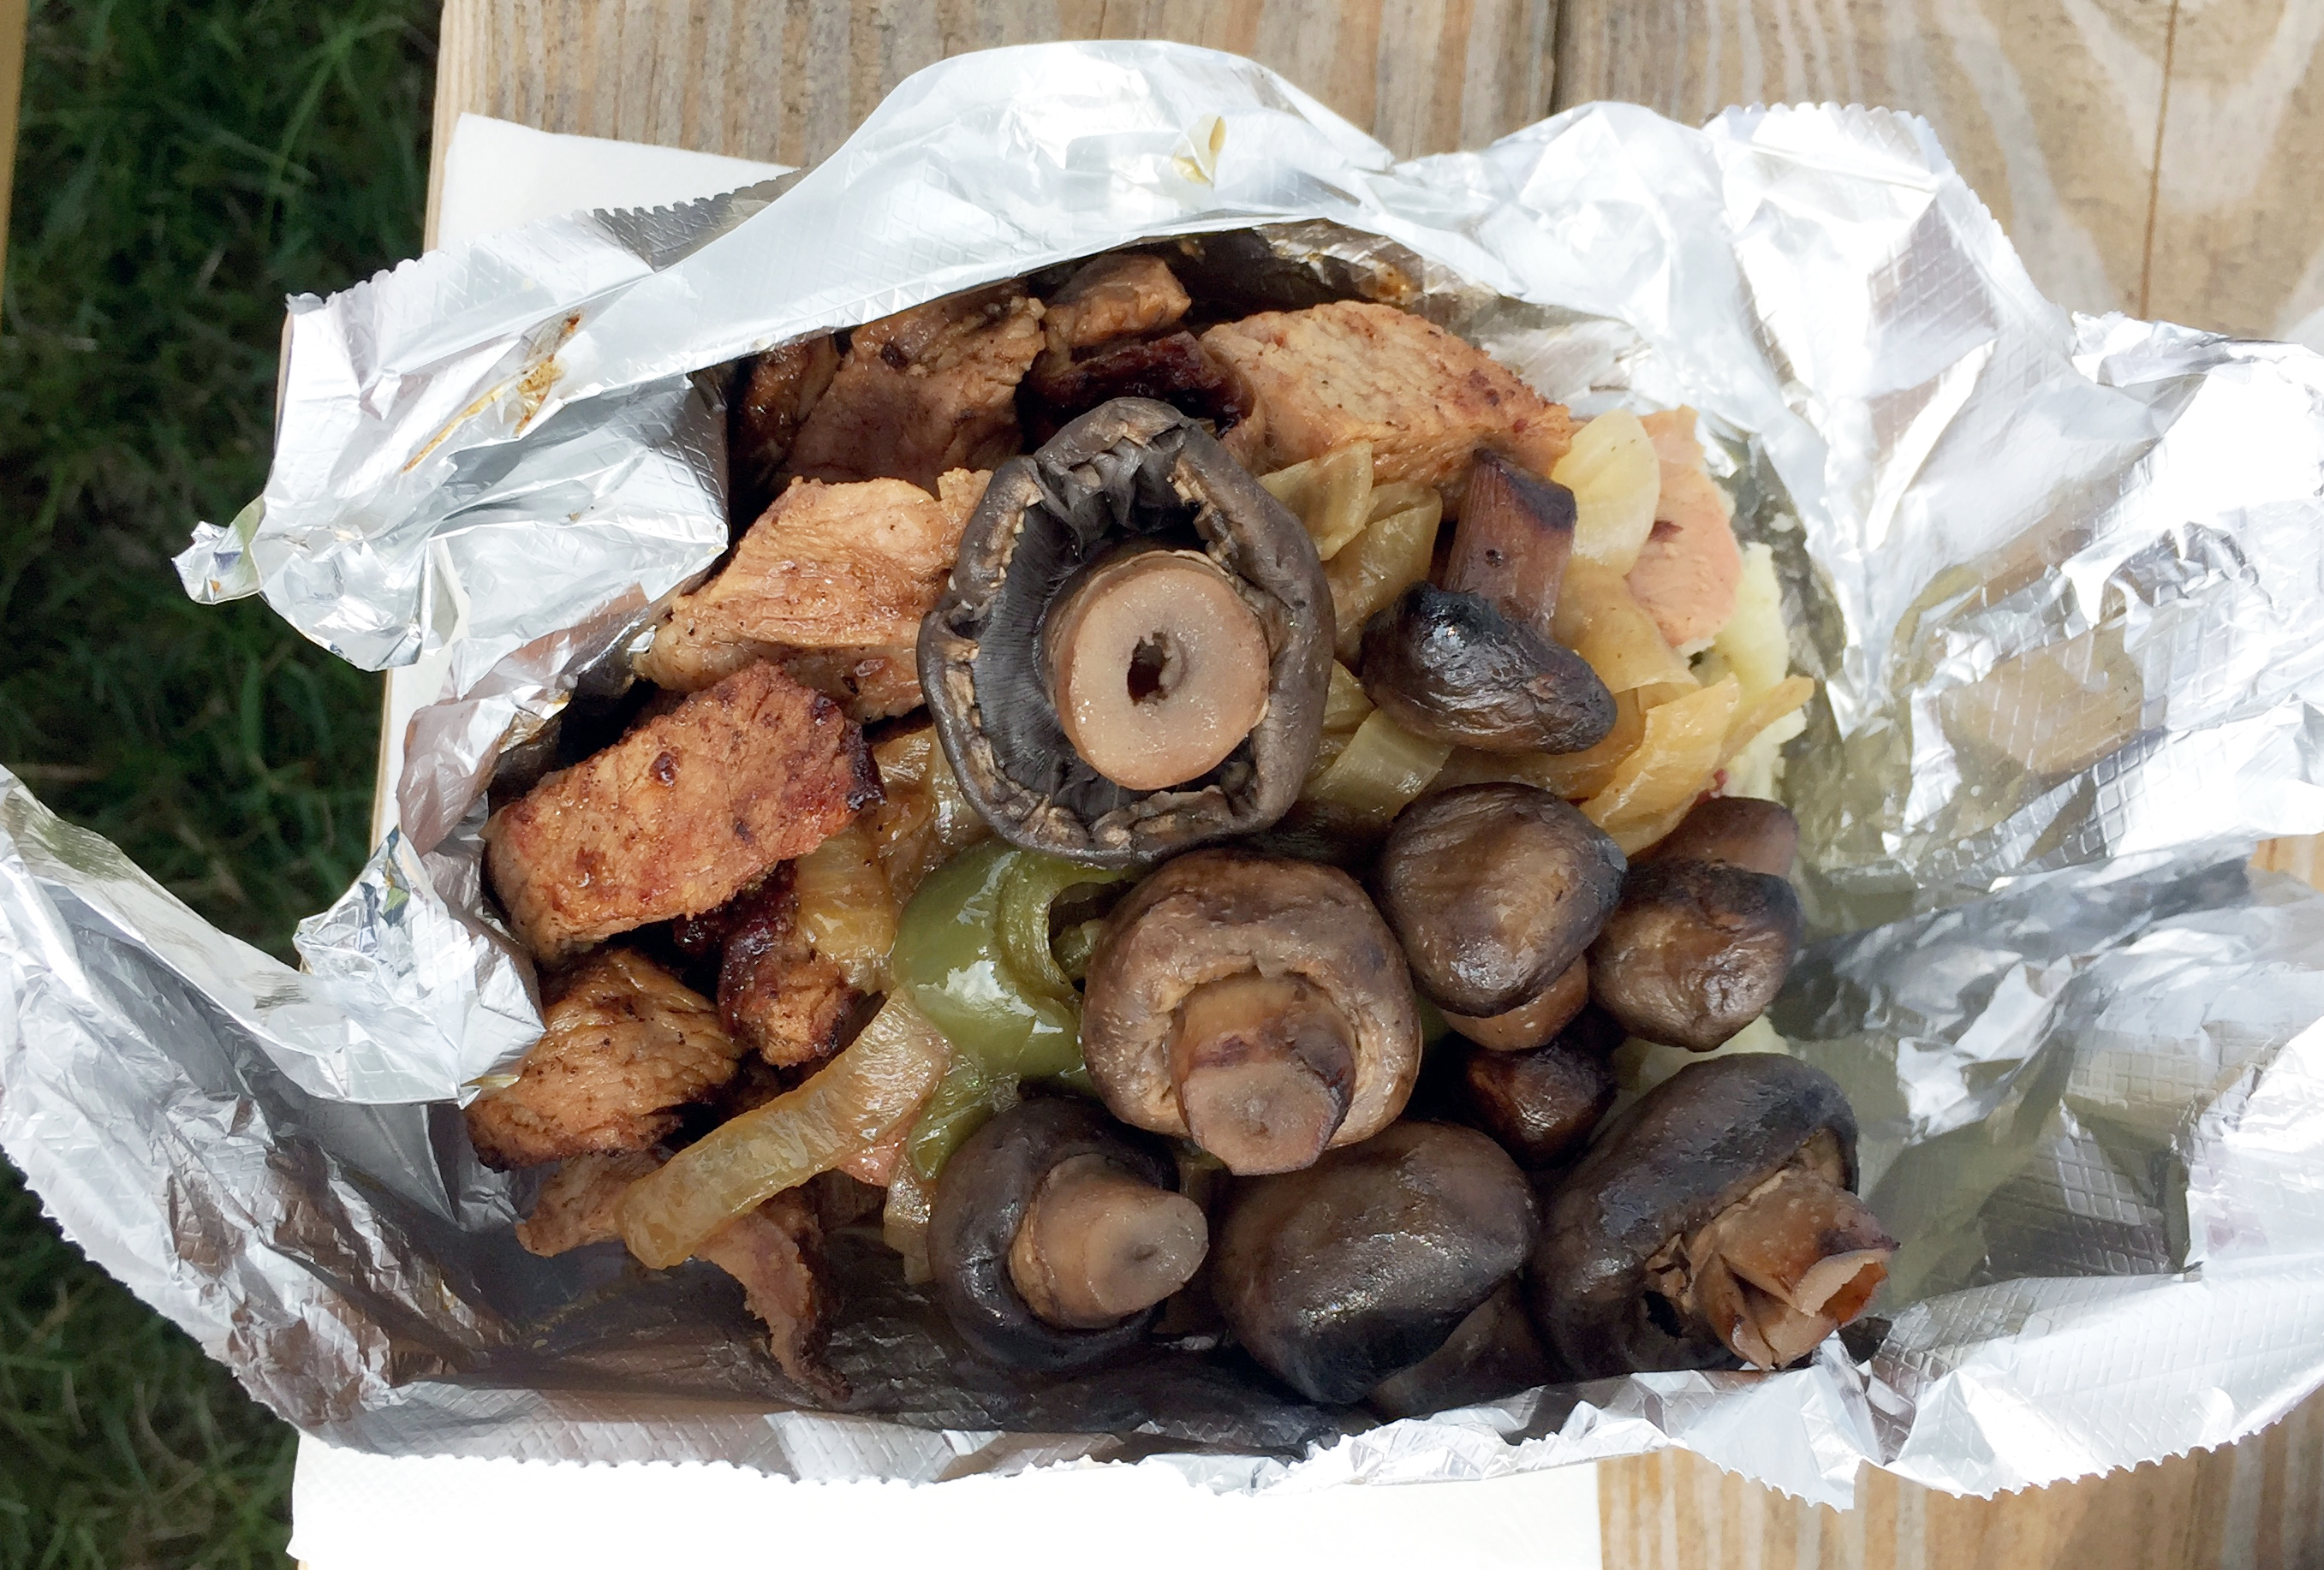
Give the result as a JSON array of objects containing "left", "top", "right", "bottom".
[
  {"left": 413, "top": 4, "right": 2324, "bottom": 1566},
  {"left": 427, "top": 0, "right": 1553, "bottom": 243}
]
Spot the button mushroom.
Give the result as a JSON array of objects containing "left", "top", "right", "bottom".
[
  {"left": 920, "top": 397, "right": 1333, "bottom": 865},
  {"left": 1356, "top": 451, "right": 1614, "bottom": 753},
  {"left": 1213, "top": 1121, "right": 1538, "bottom": 1405},
  {"left": 1526, "top": 1053, "right": 1895, "bottom": 1377},
  {"left": 1441, "top": 955, "right": 1589, "bottom": 1051},
  {"left": 1458, "top": 1024, "right": 1617, "bottom": 1169},
  {"left": 1588, "top": 800, "right": 1804, "bottom": 1053},
  {"left": 1374, "top": 783, "right": 1627, "bottom": 1020},
  {"left": 1080, "top": 848, "right": 1421, "bottom": 1175},
  {"left": 927, "top": 1097, "right": 1207, "bottom": 1371},
  {"left": 1366, "top": 1282, "right": 1556, "bottom": 1419}
]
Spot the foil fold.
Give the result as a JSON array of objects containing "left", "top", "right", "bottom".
[{"left": 0, "top": 41, "right": 2308, "bottom": 1504}]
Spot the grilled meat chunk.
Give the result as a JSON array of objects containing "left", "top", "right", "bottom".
[
  {"left": 696, "top": 1189, "right": 850, "bottom": 1403},
  {"left": 782, "top": 282, "right": 1043, "bottom": 491},
  {"left": 1201, "top": 300, "right": 1576, "bottom": 491},
  {"left": 635, "top": 623, "right": 925, "bottom": 722},
  {"left": 486, "top": 660, "right": 878, "bottom": 960},
  {"left": 467, "top": 951, "right": 744, "bottom": 1169},
  {"left": 515, "top": 1149, "right": 665, "bottom": 1255},
  {"left": 730, "top": 335, "right": 841, "bottom": 525},
  {"left": 1040, "top": 254, "right": 1191, "bottom": 360},
  {"left": 714, "top": 866, "right": 858, "bottom": 1069}
]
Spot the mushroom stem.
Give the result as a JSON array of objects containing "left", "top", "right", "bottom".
[
  {"left": 1170, "top": 972, "right": 1358, "bottom": 1175},
  {"left": 1445, "top": 450, "right": 1576, "bottom": 641},
  {"left": 1007, "top": 1154, "right": 1210, "bottom": 1329},
  {"left": 1043, "top": 546, "right": 1273, "bottom": 792},
  {"left": 1669, "top": 1165, "right": 1896, "bottom": 1370}
]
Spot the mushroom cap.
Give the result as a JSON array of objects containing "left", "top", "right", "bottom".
[
  {"left": 1358, "top": 583, "right": 1614, "bottom": 754},
  {"left": 920, "top": 397, "right": 1332, "bottom": 865},
  {"left": 1524, "top": 1053, "right": 1859, "bottom": 1378},
  {"left": 1588, "top": 858, "right": 1803, "bottom": 1053},
  {"left": 1213, "top": 1121, "right": 1539, "bottom": 1405},
  {"left": 1459, "top": 1029, "right": 1617, "bottom": 1169},
  {"left": 1080, "top": 847, "right": 1422, "bottom": 1152},
  {"left": 1639, "top": 795, "right": 1798, "bottom": 877},
  {"left": 1375, "top": 783, "right": 1627, "bottom": 1018},
  {"left": 927, "top": 1096, "right": 1182, "bottom": 1372}
]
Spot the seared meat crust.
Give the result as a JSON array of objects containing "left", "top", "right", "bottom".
[
  {"left": 714, "top": 866, "right": 858, "bottom": 1069},
  {"left": 467, "top": 951, "right": 744, "bottom": 1169},
  {"left": 696, "top": 1189, "right": 850, "bottom": 1403},
  {"left": 485, "top": 661, "right": 878, "bottom": 960},
  {"left": 782, "top": 283, "right": 1043, "bottom": 491},
  {"left": 1040, "top": 253, "right": 1191, "bottom": 360},
  {"left": 730, "top": 335, "right": 841, "bottom": 523},
  {"left": 1201, "top": 300, "right": 1576, "bottom": 490},
  {"left": 514, "top": 1149, "right": 665, "bottom": 1255}
]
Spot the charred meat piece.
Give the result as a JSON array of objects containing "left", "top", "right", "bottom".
[
  {"left": 1201, "top": 301, "right": 1576, "bottom": 494},
  {"left": 729, "top": 335, "right": 841, "bottom": 525},
  {"left": 921, "top": 398, "right": 1332, "bottom": 865},
  {"left": 695, "top": 1187, "right": 851, "bottom": 1404},
  {"left": 1025, "top": 332, "right": 1251, "bottom": 441},
  {"left": 782, "top": 282, "right": 1044, "bottom": 491},
  {"left": 712, "top": 866, "right": 858, "bottom": 1069},
  {"left": 1527, "top": 1054, "right": 1894, "bottom": 1377},
  {"left": 485, "top": 661, "right": 878, "bottom": 961},
  {"left": 515, "top": 1149, "right": 667, "bottom": 1256},
  {"left": 466, "top": 950, "right": 745, "bottom": 1169}
]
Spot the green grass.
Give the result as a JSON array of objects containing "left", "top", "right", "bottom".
[{"left": 2, "top": 1, "right": 438, "bottom": 1562}]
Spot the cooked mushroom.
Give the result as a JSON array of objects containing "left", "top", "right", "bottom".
[
  {"left": 927, "top": 1097, "right": 1206, "bottom": 1371},
  {"left": 1213, "top": 1121, "right": 1537, "bottom": 1404},
  {"left": 921, "top": 397, "right": 1333, "bottom": 865},
  {"left": 1366, "top": 1282, "right": 1557, "bottom": 1418},
  {"left": 1640, "top": 795, "right": 1798, "bottom": 876},
  {"left": 1356, "top": 451, "right": 1613, "bottom": 753},
  {"left": 1588, "top": 856, "right": 1803, "bottom": 1053},
  {"left": 1459, "top": 1026, "right": 1617, "bottom": 1169},
  {"left": 1080, "top": 848, "right": 1421, "bottom": 1175},
  {"left": 1374, "top": 783, "right": 1626, "bottom": 1020},
  {"left": 1527, "top": 1054, "right": 1894, "bottom": 1377},
  {"left": 1442, "top": 956, "right": 1588, "bottom": 1051}
]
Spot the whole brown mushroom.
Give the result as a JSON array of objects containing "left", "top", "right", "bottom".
[
  {"left": 927, "top": 1097, "right": 1207, "bottom": 1371},
  {"left": 1213, "top": 1121, "right": 1538, "bottom": 1405},
  {"left": 1080, "top": 848, "right": 1421, "bottom": 1176},
  {"left": 1526, "top": 1053, "right": 1895, "bottom": 1377},
  {"left": 920, "top": 397, "right": 1332, "bottom": 865},
  {"left": 1589, "top": 800, "right": 1804, "bottom": 1053},
  {"left": 1459, "top": 1024, "right": 1618, "bottom": 1169},
  {"left": 1374, "top": 783, "right": 1626, "bottom": 1020},
  {"left": 1442, "top": 956, "right": 1590, "bottom": 1051}
]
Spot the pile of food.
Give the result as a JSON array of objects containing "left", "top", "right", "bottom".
[{"left": 465, "top": 247, "right": 1892, "bottom": 1412}]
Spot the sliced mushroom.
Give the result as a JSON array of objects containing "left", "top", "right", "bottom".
[
  {"left": 1640, "top": 795, "right": 1798, "bottom": 877},
  {"left": 1358, "top": 584, "right": 1615, "bottom": 754},
  {"left": 1081, "top": 848, "right": 1421, "bottom": 1175},
  {"left": 1526, "top": 1053, "right": 1895, "bottom": 1377},
  {"left": 927, "top": 1097, "right": 1205, "bottom": 1371},
  {"left": 1374, "top": 783, "right": 1626, "bottom": 1019},
  {"left": 1213, "top": 1121, "right": 1538, "bottom": 1404},
  {"left": 921, "top": 397, "right": 1333, "bottom": 865},
  {"left": 1442, "top": 956, "right": 1588, "bottom": 1051},
  {"left": 1459, "top": 1026, "right": 1617, "bottom": 1169},
  {"left": 1588, "top": 857, "right": 1803, "bottom": 1053}
]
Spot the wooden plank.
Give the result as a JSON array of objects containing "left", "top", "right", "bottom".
[
  {"left": 0, "top": 0, "right": 24, "bottom": 300},
  {"left": 1551, "top": 0, "right": 2168, "bottom": 319},
  {"left": 2145, "top": 0, "right": 2324, "bottom": 341},
  {"left": 426, "top": 0, "right": 1554, "bottom": 247}
]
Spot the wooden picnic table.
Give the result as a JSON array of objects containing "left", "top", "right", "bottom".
[{"left": 418, "top": 2, "right": 2324, "bottom": 1564}]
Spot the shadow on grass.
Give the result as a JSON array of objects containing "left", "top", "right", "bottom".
[{"left": 3, "top": 2, "right": 441, "bottom": 1562}]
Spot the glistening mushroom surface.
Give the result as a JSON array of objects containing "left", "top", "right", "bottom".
[
  {"left": 919, "top": 397, "right": 1332, "bottom": 865},
  {"left": 1213, "top": 1121, "right": 1538, "bottom": 1405},
  {"left": 1080, "top": 848, "right": 1421, "bottom": 1175},
  {"left": 927, "top": 1097, "right": 1195, "bottom": 1371},
  {"left": 1588, "top": 856, "right": 1803, "bottom": 1053},
  {"left": 1525, "top": 1053, "right": 1892, "bottom": 1377},
  {"left": 1374, "top": 783, "right": 1626, "bottom": 1019}
]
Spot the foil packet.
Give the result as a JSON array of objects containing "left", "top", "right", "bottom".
[{"left": 0, "top": 42, "right": 2314, "bottom": 1506}]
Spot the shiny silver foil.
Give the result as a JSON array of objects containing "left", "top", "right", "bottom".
[{"left": 0, "top": 42, "right": 2307, "bottom": 1505}]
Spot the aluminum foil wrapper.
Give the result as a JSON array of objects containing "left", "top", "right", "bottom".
[{"left": 0, "top": 42, "right": 2315, "bottom": 1506}]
